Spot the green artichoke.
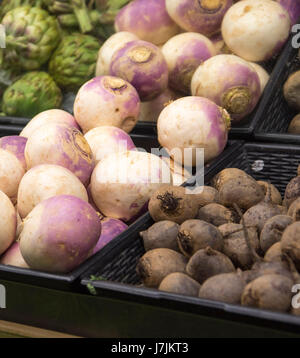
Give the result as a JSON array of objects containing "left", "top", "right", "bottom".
[
  {"left": 2, "top": 71, "right": 62, "bottom": 118},
  {"left": 48, "top": 34, "right": 101, "bottom": 91},
  {"left": 0, "top": 0, "right": 44, "bottom": 20},
  {"left": 1, "top": 6, "right": 61, "bottom": 71}
]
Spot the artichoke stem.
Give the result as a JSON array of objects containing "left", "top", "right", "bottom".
[
  {"left": 50, "top": 1, "right": 73, "bottom": 14},
  {"left": 71, "top": 0, "right": 93, "bottom": 33}
]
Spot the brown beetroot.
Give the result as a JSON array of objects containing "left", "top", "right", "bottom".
[
  {"left": 242, "top": 201, "right": 282, "bottom": 234},
  {"left": 288, "top": 114, "right": 300, "bottom": 134},
  {"left": 148, "top": 185, "right": 198, "bottom": 224},
  {"left": 136, "top": 248, "right": 187, "bottom": 288},
  {"left": 197, "top": 203, "right": 239, "bottom": 226},
  {"left": 199, "top": 271, "right": 246, "bottom": 304},
  {"left": 218, "top": 176, "right": 265, "bottom": 210},
  {"left": 284, "top": 176, "right": 300, "bottom": 208},
  {"left": 264, "top": 242, "right": 284, "bottom": 264},
  {"left": 287, "top": 197, "right": 300, "bottom": 220},
  {"left": 186, "top": 247, "right": 235, "bottom": 284},
  {"left": 177, "top": 219, "right": 223, "bottom": 257},
  {"left": 257, "top": 181, "right": 282, "bottom": 206},
  {"left": 211, "top": 168, "right": 250, "bottom": 191},
  {"left": 281, "top": 222, "right": 300, "bottom": 271},
  {"left": 158, "top": 272, "right": 201, "bottom": 297},
  {"left": 283, "top": 70, "right": 300, "bottom": 111},
  {"left": 241, "top": 274, "right": 293, "bottom": 312},
  {"left": 140, "top": 221, "right": 180, "bottom": 252},
  {"left": 298, "top": 165, "right": 300, "bottom": 177},
  {"left": 219, "top": 223, "right": 260, "bottom": 270},
  {"left": 186, "top": 186, "right": 220, "bottom": 208},
  {"left": 260, "top": 215, "right": 293, "bottom": 253}
]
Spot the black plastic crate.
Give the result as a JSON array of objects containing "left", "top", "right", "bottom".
[
  {"left": 254, "top": 32, "right": 300, "bottom": 144},
  {"left": 81, "top": 141, "right": 300, "bottom": 336}
]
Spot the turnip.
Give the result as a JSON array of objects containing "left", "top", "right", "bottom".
[
  {"left": 0, "top": 242, "right": 29, "bottom": 269},
  {"left": 0, "top": 148, "right": 25, "bottom": 203},
  {"left": 95, "top": 32, "right": 139, "bottom": 77},
  {"left": 110, "top": 40, "right": 169, "bottom": 101},
  {"left": 276, "top": 0, "right": 300, "bottom": 26},
  {"left": 115, "top": 0, "right": 179, "bottom": 46},
  {"left": 0, "top": 136, "right": 27, "bottom": 170},
  {"left": 191, "top": 55, "right": 261, "bottom": 121},
  {"left": 74, "top": 76, "right": 141, "bottom": 134},
  {"left": 20, "top": 109, "right": 80, "bottom": 139},
  {"left": 162, "top": 157, "right": 193, "bottom": 186},
  {"left": 139, "top": 88, "right": 180, "bottom": 123},
  {"left": 84, "top": 126, "right": 136, "bottom": 165},
  {"left": 25, "top": 123, "right": 94, "bottom": 186},
  {"left": 17, "top": 164, "right": 89, "bottom": 218},
  {"left": 90, "top": 151, "right": 172, "bottom": 222},
  {"left": 157, "top": 96, "right": 230, "bottom": 166},
  {"left": 161, "top": 32, "right": 216, "bottom": 94},
  {"left": 221, "top": 0, "right": 290, "bottom": 62},
  {"left": 92, "top": 217, "right": 128, "bottom": 255},
  {"left": 0, "top": 191, "right": 17, "bottom": 256},
  {"left": 19, "top": 195, "right": 101, "bottom": 273},
  {"left": 165, "top": 0, "right": 233, "bottom": 36},
  {"left": 249, "top": 63, "right": 270, "bottom": 93}
]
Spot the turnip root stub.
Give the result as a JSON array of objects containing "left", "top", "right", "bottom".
[
  {"left": 115, "top": 0, "right": 179, "bottom": 46},
  {"left": 20, "top": 109, "right": 80, "bottom": 139},
  {"left": 74, "top": 76, "right": 140, "bottom": 134},
  {"left": 221, "top": 0, "right": 290, "bottom": 62},
  {"left": 162, "top": 32, "right": 216, "bottom": 94},
  {"left": 84, "top": 126, "right": 136, "bottom": 165},
  {"left": 19, "top": 195, "right": 101, "bottom": 273},
  {"left": 25, "top": 123, "right": 94, "bottom": 186},
  {"left": 157, "top": 96, "right": 230, "bottom": 166},
  {"left": 191, "top": 55, "right": 261, "bottom": 121},
  {"left": 110, "top": 40, "right": 169, "bottom": 101},
  {"left": 90, "top": 151, "right": 172, "bottom": 222},
  {"left": 166, "top": 0, "right": 233, "bottom": 36}
]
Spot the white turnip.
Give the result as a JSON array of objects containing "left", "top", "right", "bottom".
[
  {"left": 191, "top": 55, "right": 261, "bottom": 121},
  {"left": 19, "top": 195, "right": 101, "bottom": 273},
  {"left": 25, "top": 123, "right": 94, "bottom": 186},
  {"left": 162, "top": 32, "right": 216, "bottom": 94},
  {"left": 221, "top": 0, "right": 290, "bottom": 62},
  {"left": 17, "top": 164, "right": 89, "bottom": 218},
  {"left": 0, "top": 242, "right": 29, "bottom": 269},
  {"left": 109, "top": 40, "right": 169, "bottom": 101},
  {"left": 0, "top": 136, "right": 27, "bottom": 170},
  {"left": 84, "top": 126, "right": 136, "bottom": 165},
  {"left": 115, "top": 0, "right": 179, "bottom": 46},
  {"left": 0, "top": 191, "right": 17, "bottom": 256},
  {"left": 157, "top": 96, "right": 230, "bottom": 166},
  {"left": 249, "top": 63, "right": 270, "bottom": 93},
  {"left": 74, "top": 76, "right": 141, "bottom": 134},
  {"left": 90, "top": 151, "right": 172, "bottom": 222}
]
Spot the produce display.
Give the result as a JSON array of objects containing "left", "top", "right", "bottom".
[{"left": 136, "top": 169, "right": 300, "bottom": 315}]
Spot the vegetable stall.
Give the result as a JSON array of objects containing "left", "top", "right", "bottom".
[{"left": 0, "top": 0, "right": 300, "bottom": 338}]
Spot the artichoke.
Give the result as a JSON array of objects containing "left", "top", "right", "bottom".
[
  {"left": 49, "top": 34, "right": 101, "bottom": 91},
  {"left": 1, "top": 6, "right": 61, "bottom": 71},
  {"left": 2, "top": 72, "right": 62, "bottom": 118},
  {"left": 0, "top": 0, "right": 44, "bottom": 20}
]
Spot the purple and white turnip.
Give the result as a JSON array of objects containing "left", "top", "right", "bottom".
[
  {"left": 115, "top": 0, "right": 179, "bottom": 46},
  {"left": 19, "top": 195, "right": 101, "bottom": 273},
  {"left": 0, "top": 136, "right": 27, "bottom": 170},
  {"left": 109, "top": 40, "right": 169, "bottom": 101},
  {"left": 161, "top": 32, "right": 216, "bottom": 94},
  {"left": 0, "top": 191, "right": 17, "bottom": 256},
  {"left": 74, "top": 76, "right": 141, "bottom": 133},
  {"left": 191, "top": 55, "right": 261, "bottom": 121}
]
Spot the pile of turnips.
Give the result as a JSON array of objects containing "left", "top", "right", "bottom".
[
  {"left": 0, "top": 107, "right": 176, "bottom": 274},
  {"left": 137, "top": 167, "right": 300, "bottom": 315}
]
